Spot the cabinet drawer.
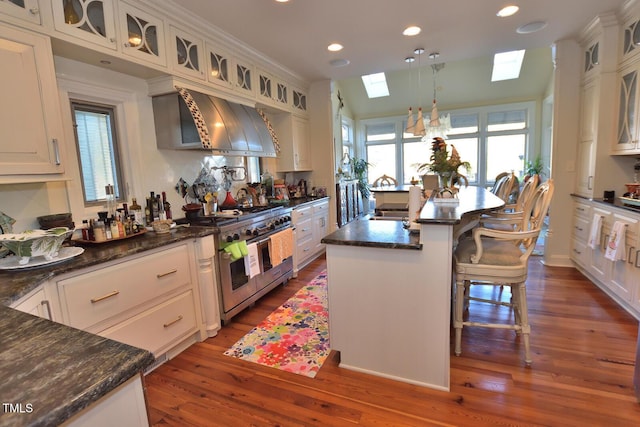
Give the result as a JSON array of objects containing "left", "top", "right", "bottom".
[
  {"left": 296, "top": 217, "right": 313, "bottom": 239},
  {"left": 296, "top": 234, "right": 314, "bottom": 260},
  {"left": 574, "top": 202, "right": 590, "bottom": 219},
  {"left": 58, "top": 245, "right": 192, "bottom": 330},
  {"left": 292, "top": 205, "right": 312, "bottom": 222},
  {"left": 312, "top": 201, "right": 329, "bottom": 215},
  {"left": 571, "top": 238, "right": 588, "bottom": 267},
  {"left": 99, "top": 290, "right": 197, "bottom": 356},
  {"left": 573, "top": 216, "right": 590, "bottom": 242}
]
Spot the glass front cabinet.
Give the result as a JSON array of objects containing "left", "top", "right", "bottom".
[
  {"left": 117, "top": 1, "right": 166, "bottom": 67},
  {"left": 52, "top": 0, "right": 117, "bottom": 50}
]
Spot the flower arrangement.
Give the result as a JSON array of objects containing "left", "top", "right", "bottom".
[{"left": 417, "top": 137, "right": 471, "bottom": 190}]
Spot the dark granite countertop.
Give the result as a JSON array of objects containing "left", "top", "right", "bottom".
[
  {"left": 572, "top": 193, "right": 640, "bottom": 215},
  {"left": 0, "top": 225, "right": 215, "bottom": 307},
  {"left": 322, "top": 187, "right": 502, "bottom": 249},
  {"left": 322, "top": 216, "right": 422, "bottom": 250},
  {"left": 0, "top": 305, "right": 154, "bottom": 427},
  {"left": 288, "top": 196, "right": 330, "bottom": 208},
  {"left": 417, "top": 186, "right": 504, "bottom": 224}
]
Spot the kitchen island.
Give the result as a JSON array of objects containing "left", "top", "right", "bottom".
[{"left": 322, "top": 186, "right": 503, "bottom": 391}]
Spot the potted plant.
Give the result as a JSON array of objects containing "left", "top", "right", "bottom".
[
  {"left": 524, "top": 156, "right": 545, "bottom": 182},
  {"left": 416, "top": 137, "right": 471, "bottom": 191},
  {"left": 349, "top": 156, "right": 372, "bottom": 200}
]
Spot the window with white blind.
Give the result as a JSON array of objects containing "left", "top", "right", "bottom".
[{"left": 71, "top": 101, "right": 124, "bottom": 205}]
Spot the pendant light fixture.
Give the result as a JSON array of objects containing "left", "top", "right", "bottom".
[
  {"left": 413, "top": 48, "right": 426, "bottom": 137},
  {"left": 405, "top": 55, "right": 415, "bottom": 134},
  {"left": 424, "top": 52, "right": 451, "bottom": 140}
]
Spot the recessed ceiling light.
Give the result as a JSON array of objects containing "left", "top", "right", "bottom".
[
  {"left": 403, "top": 26, "right": 421, "bottom": 36},
  {"left": 517, "top": 21, "right": 548, "bottom": 34},
  {"left": 330, "top": 58, "right": 350, "bottom": 67},
  {"left": 275, "top": 0, "right": 290, "bottom": 3},
  {"left": 328, "top": 43, "right": 343, "bottom": 52},
  {"left": 497, "top": 5, "right": 519, "bottom": 17}
]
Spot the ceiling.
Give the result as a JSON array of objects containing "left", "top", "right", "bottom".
[{"left": 168, "top": 0, "right": 626, "bottom": 117}]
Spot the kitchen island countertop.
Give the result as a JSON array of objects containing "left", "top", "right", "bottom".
[{"left": 0, "top": 304, "right": 154, "bottom": 427}]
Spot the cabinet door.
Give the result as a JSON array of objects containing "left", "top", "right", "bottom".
[
  {"left": 11, "top": 288, "right": 54, "bottom": 320},
  {"left": 292, "top": 88, "right": 307, "bottom": 113},
  {"left": 614, "top": 68, "right": 640, "bottom": 153},
  {"left": 52, "top": 0, "right": 117, "bottom": 50},
  {"left": 256, "top": 69, "right": 275, "bottom": 104},
  {"left": 575, "top": 139, "right": 595, "bottom": 198},
  {"left": 234, "top": 56, "right": 255, "bottom": 96},
  {"left": 117, "top": 1, "right": 166, "bottom": 67},
  {"left": 0, "top": 25, "right": 65, "bottom": 177},
  {"left": 206, "top": 43, "right": 233, "bottom": 89},
  {"left": 169, "top": 25, "right": 204, "bottom": 80},
  {"left": 608, "top": 213, "right": 639, "bottom": 302},
  {"left": 0, "top": 0, "right": 41, "bottom": 25},
  {"left": 292, "top": 116, "right": 311, "bottom": 170}
]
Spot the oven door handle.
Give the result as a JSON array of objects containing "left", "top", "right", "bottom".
[{"left": 256, "top": 237, "right": 270, "bottom": 245}]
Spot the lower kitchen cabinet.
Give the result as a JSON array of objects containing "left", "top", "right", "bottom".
[
  {"left": 10, "top": 284, "right": 56, "bottom": 320},
  {"left": 571, "top": 197, "right": 640, "bottom": 319},
  {"left": 55, "top": 241, "right": 206, "bottom": 360},
  {"left": 63, "top": 375, "right": 148, "bottom": 427},
  {"left": 292, "top": 199, "right": 329, "bottom": 275}
]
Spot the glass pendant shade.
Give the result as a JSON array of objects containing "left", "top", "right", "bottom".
[
  {"left": 406, "top": 107, "right": 415, "bottom": 133},
  {"left": 414, "top": 107, "right": 426, "bottom": 136}
]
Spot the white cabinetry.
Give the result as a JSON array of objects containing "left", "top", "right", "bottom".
[
  {"left": 576, "top": 79, "right": 597, "bottom": 196},
  {"left": 571, "top": 197, "right": 640, "bottom": 319},
  {"left": 292, "top": 199, "right": 329, "bottom": 275},
  {"left": 571, "top": 200, "right": 591, "bottom": 267},
  {"left": 272, "top": 113, "right": 311, "bottom": 172},
  {"left": 52, "top": 0, "right": 117, "bottom": 50},
  {"left": 117, "top": 1, "right": 166, "bottom": 67},
  {"left": 0, "top": 0, "right": 41, "bottom": 25},
  {"left": 168, "top": 25, "right": 204, "bottom": 80},
  {"left": 64, "top": 375, "right": 148, "bottom": 427},
  {"left": 56, "top": 242, "right": 205, "bottom": 356},
  {"left": 10, "top": 285, "right": 56, "bottom": 320},
  {"left": 0, "top": 23, "right": 65, "bottom": 180}
]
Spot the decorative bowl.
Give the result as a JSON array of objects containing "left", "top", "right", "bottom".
[
  {"left": 0, "top": 227, "right": 74, "bottom": 265},
  {"left": 151, "top": 220, "right": 173, "bottom": 234}
]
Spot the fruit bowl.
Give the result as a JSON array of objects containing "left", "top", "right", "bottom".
[{"left": 0, "top": 227, "right": 74, "bottom": 265}]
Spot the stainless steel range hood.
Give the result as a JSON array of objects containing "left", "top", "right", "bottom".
[{"left": 152, "top": 87, "right": 277, "bottom": 157}]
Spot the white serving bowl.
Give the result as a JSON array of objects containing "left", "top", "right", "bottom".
[{"left": 0, "top": 227, "right": 74, "bottom": 265}]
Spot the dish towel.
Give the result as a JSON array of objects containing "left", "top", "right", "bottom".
[
  {"left": 588, "top": 214, "right": 603, "bottom": 249},
  {"left": 223, "top": 242, "right": 242, "bottom": 261},
  {"left": 244, "top": 242, "right": 260, "bottom": 278},
  {"left": 269, "top": 228, "right": 294, "bottom": 267},
  {"left": 605, "top": 221, "right": 627, "bottom": 261}
]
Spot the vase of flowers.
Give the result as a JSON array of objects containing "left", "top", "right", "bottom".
[{"left": 417, "top": 137, "right": 471, "bottom": 196}]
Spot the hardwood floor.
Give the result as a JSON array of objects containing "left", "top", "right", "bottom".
[{"left": 145, "top": 254, "right": 640, "bottom": 426}]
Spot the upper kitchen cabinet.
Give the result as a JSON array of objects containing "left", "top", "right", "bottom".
[
  {"left": 52, "top": 0, "right": 117, "bottom": 50},
  {"left": 272, "top": 113, "right": 311, "bottom": 172},
  {"left": 256, "top": 68, "right": 290, "bottom": 110},
  {"left": 291, "top": 87, "right": 307, "bottom": 113},
  {"left": 206, "top": 43, "right": 233, "bottom": 89},
  {"left": 234, "top": 54, "right": 255, "bottom": 97},
  {"left": 116, "top": 1, "right": 166, "bottom": 67},
  {"left": 0, "top": 0, "right": 42, "bottom": 25},
  {"left": 613, "top": 64, "right": 640, "bottom": 153},
  {"left": 169, "top": 25, "right": 205, "bottom": 80},
  {"left": 0, "top": 24, "right": 65, "bottom": 179}
]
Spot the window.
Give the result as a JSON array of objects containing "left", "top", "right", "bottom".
[
  {"left": 71, "top": 101, "right": 124, "bottom": 205},
  {"left": 362, "top": 102, "right": 534, "bottom": 187}
]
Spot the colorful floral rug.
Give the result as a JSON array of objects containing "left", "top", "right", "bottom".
[{"left": 224, "top": 271, "right": 330, "bottom": 378}]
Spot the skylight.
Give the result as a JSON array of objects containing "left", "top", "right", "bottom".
[
  {"left": 361, "top": 72, "right": 390, "bottom": 98},
  {"left": 491, "top": 50, "right": 525, "bottom": 82}
]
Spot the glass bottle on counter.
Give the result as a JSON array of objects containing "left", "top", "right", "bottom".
[
  {"left": 130, "top": 197, "right": 145, "bottom": 226},
  {"left": 93, "top": 220, "right": 106, "bottom": 242},
  {"left": 105, "top": 184, "right": 116, "bottom": 217}
]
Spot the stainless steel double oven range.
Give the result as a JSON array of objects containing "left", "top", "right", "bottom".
[{"left": 184, "top": 205, "right": 293, "bottom": 323}]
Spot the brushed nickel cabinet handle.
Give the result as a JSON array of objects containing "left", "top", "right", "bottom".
[
  {"left": 52, "top": 139, "right": 61, "bottom": 165},
  {"left": 163, "top": 315, "right": 183, "bottom": 328},
  {"left": 41, "top": 300, "right": 52, "bottom": 320},
  {"left": 90, "top": 290, "right": 120, "bottom": 303},
  {"left": 157, "top": 269, "right": 178, "bottom": 278},
  {"left": 628, "top": 246, "right": 635, "bottom": 264}
]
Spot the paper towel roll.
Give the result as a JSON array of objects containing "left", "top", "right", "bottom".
[{"left": 408, "top": 186, "right": 422, "bottom": 223}]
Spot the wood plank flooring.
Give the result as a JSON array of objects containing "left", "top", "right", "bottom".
[{"left": 145, "top": 254, "right": 640, "bottom": 426}]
